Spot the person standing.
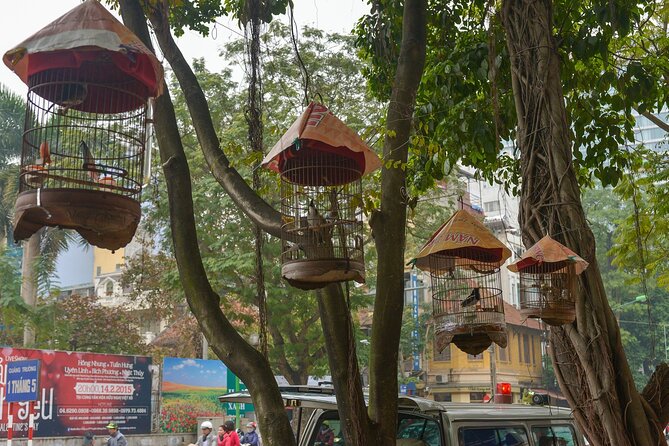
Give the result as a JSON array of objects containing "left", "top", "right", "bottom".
[
  {"left": 240, "top": 422, "right": 259, "bottom": 446},
  {"left": 190, "top": 421, "right": 216, "bottom": 446},
  {"left": 105, "top": 422, "right": 127, "bottom": 446},
  {"left": 217, "top": 421, "right": 240, "bottom": 446}
]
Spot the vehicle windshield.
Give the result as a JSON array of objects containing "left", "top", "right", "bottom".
[
  {"left": 531, "top": 425, "right": 578, "bottom": 446},
  {"left": 310, "top": 412, "right": 442, "bottom": 446},
  {"left": 458, "top": 426, "right": 530, "bottom": 446}
]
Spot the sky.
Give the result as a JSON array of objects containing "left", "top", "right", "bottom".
[
  {"left": 2, "top": 0, "right": 369, "bottom": 286},
  {"left": 163, "top": 357, "right": 228, "bottom": 387}
]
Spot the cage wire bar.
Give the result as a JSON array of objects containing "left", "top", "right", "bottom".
[
  {"left": 430, "top": 253, "right": 507, "bottom": 356},
  {"left": 518, "top": 262, "right": 576, "bottom": 326},
  {"left": 280, "top": 151, "right": 365, "bottom": 289},
  {"left": 21, "top": 67, "right": 146, "bottom": 194}
]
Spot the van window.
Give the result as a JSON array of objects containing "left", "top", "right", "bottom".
[
  {"left": 458, "top": 426, "right": 529, "bottom": 446},
  {"left": 531, "top": 425, "right": 578, "bottom": 446},
  {"left": 310, "top": 412, "right": 442, "bottom": 446},
  {"left": 397, "top": 415, "right": 443, "bottom": 445}
]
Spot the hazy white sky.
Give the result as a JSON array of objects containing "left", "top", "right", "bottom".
[{"left": 0, "top": 0, "right": 368, "bottom": 95}]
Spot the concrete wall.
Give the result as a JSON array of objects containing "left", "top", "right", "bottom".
[{"left": 7, "top": 433, "right": 196, "bottom": 446}]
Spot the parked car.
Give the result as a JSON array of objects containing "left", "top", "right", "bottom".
[{"left": 220, "top": 386, "right": 586, "bottom": 446}]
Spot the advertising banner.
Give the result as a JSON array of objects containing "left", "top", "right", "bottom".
[
  {"left": 160, "top": 357, "right": 252, "bottom": 433},
  {"left": 0, "top": 348, "right": 152, "bottom": 438}
]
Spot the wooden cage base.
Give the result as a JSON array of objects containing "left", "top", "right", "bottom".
[
  {"left": 282, "top": 259, "right": 364, "bottom": 290},
  {"left": 435, "top": 324, "right": 508, "bottom": 356},
  {"left": 520, "top": 307, "right": 575, "bottom": 326},
  {"left": 13, "top": 188, "right": 140, "bottom": 251}
]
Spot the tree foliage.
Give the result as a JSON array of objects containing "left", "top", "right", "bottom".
[{"left": 356, "top": 0, "right": 669, "bottom": 190}]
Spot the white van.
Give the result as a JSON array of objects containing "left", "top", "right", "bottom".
[{"left": 220, "top": 386, "right": 585, "bottom": 446}]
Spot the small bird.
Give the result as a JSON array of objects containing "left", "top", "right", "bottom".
[
  {"left": 307, "top": 199, "right": 325, "bottom": 228},
  {"left": 47, "top": 83, "right": 88, "bottom": 115},
  {"left": 38, "top": 141, "right": 51, "bottom": 165},
  {"left": 461, "top": 287, "right": 481, "bottom": 308},
  {"left": 80, "top": 140, "right": 99, "bottom": 181},
  {"left": 284, "top": 241, "right": 303, "bottom": 255},
  {"left": 354, "top": 234, "right": 363, "bottom": 251}
]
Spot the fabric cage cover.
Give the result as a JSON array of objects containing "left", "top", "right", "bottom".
[
  {"left": 3, "top": 0, "right": 163, "bottom": 113},
  {"left": 262, "top": 102, "right": 381, "bottom": 183}
]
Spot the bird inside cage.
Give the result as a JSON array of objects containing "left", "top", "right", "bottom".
[
  {"left": 305, "top": 198, "right": 333, "bottom": 257},
  {"left": 46, "top": 82, "right": 88, "bottom": 115}
]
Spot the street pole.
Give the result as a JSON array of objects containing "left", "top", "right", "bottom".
[
  {"left": 235, "top": 374, "right": 240, "bottom": 428},
  {"left": 490, "top": 344, "right": 497, "bottom": 402}
]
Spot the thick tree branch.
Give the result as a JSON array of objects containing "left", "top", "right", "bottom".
[
  {"left": 316, "top": 284, "right": 369, "bottom": 445},
  {"left": 118, "top": 2, "right": 294, "bottom": 444},
  {"left": 145, "top": 2, "right": 282, "bottom": 237}
]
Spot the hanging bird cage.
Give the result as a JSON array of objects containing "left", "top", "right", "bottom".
[
  {"left": 414, "top": 210, "right": 512, "bottom": 355},
  {"left": 263, "top": 102, "right": 381, "bottom": 290},
  {"left": 508, "top": 235, "right": 588, "bottom": 326},
  {"left": 3, "top": 0, "right": 163, "bottom": 251}
]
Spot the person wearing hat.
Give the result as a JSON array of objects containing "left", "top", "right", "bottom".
[
  {"left": 189, "top": 421, "right": 216, "bottom": 446},
  {"left": 240, "top": 421, "right": 259, "bottom": 446},
  {"left": 217, "top": 420, "right": 240, "bottom": 446},
  {"left": 105, "top": 422, "right": 127, "bottom": 446}
]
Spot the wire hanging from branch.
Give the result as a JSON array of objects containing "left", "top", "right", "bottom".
[
  {"left": 629, "top": 172, "right": 655, "bottom": 363},
  {"left": 245, "top": 0, "right": 268, "bottom": 358},
  {"left": 288, "top": 2, "right": 310, "bottom": 106}
]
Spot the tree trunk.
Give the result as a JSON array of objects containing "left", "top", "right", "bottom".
[
  {"left": 368, "top": 0, "right": 427, "bottom": 442},
  {"left": 21, "top": 233, "right": 39, "bottom": 346},
  {"left": 118, "top": 2, "right": 296, "bottom": 445},
  {"left": 500, "top": 0, "right": 669, "bottom": 444}
]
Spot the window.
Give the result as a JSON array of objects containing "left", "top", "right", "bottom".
[
  {"left": 531, "top": 425, "right": 578, "bottom": 446},
  {"left": 523, "top": 334, "right": 531, "bottom": 364},
  {"left": 115, "top": 263, "right": 122, "bottom": 272},
  {"left": 433, "top": 393, "right": 452, "bottom": 402},
  {"left": 434, "top": 343, "right": 451, "bottom": 361},
  {"left": 311, "top": 411, "right": 442, "bottom": 446},
  {"left": 105, "top": 281, "right": 114, "bottom": 296},
  {"left": 459, "top": 426, "right": 529, "bottom": 446},
  {"left": 468, "top": 353, "right": 484, "bottom": 361},
  {"left": 469, "top": 392, "right": 487, "bottom": 402},
  {"left": 498, "top": 346, "right": 508, "bottom": 362},
  {"left": 96, "top": 266, "right": 101, "bottom": 276},
  {"left": 397, "top": 415, "right": 443, "bottom": 446},
  {"left": 484, "top": 200, "right": 501, "bottom": 213},
  {"left": 531, "top": 336, "right": 536, "bottom": 365}
]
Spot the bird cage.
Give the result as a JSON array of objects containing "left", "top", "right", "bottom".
[
  {"left": 262, "top": 102, "right": 381, "bottom": 290},
  {"left": 508, "top": 235, "right": 589, "bottom": 326},
  {"left": 414, "top": 210, "right": 512, "bottom": 355},
  {"left": 3, "top": 0, "right": 163, "bottom": 250}
]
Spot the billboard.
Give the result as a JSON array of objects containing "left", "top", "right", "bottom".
[
  {"left": 0, "top": 348, "right": 152, "bottom": 438},
  {"left": 160, "top": 357, "right": 252, "bottom": 433}
]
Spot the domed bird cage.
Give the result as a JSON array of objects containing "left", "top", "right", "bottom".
[
  {"left": 414, "top": 210, "right": 512, "bottom": 355},
  {"left": 3, "top": 0, "right": 163, "bottom": 250},
  {"left": 508, "top": 235, "right": 588, "bottom": 326},
  {"left": 262, "top": 102, "right": 381, "bottom": 290}
]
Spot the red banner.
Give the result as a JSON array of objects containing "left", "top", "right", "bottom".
[{"left": 0, "top": 348, "right": 152, "bottom": 437}]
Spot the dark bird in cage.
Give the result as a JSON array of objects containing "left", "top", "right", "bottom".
[
  {"left": 80, "top": 140, "right": 99, "bottom": 181},
  {"left": 461, "top": 287, "right": 481, "bottom": 308},
  {"left": 47, "top": 83, "right": 88, "bottom": 115}
]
